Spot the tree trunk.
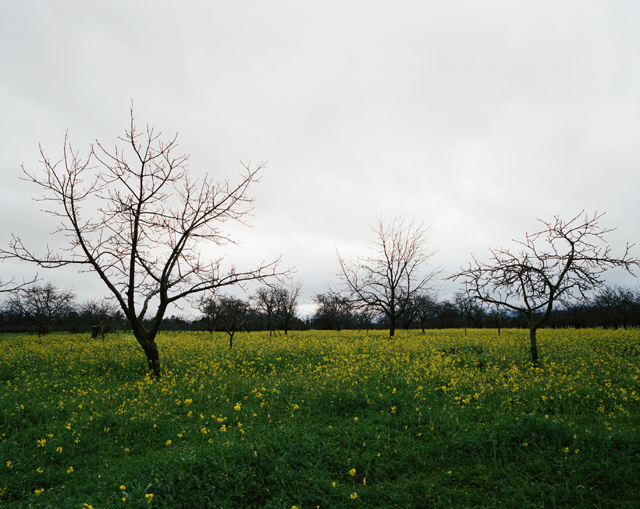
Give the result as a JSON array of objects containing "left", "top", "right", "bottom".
[
  {"left": 389, "top": 318, "right": 396, "bottom": 337},
  {"left": 529, "top": 326, "right": 540, "bottom": 367},
  {"left": 134, "top": 332, "right": 161, "bottom": 379}
]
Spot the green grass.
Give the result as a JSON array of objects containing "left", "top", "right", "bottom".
[{"left": 1, "top": 328, "right": 639, "bottom": 508}]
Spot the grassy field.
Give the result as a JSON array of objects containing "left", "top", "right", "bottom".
[{"left": 1, "top": 328, "right": 639, "bottom": 508}]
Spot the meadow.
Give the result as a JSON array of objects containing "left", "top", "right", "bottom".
[{"left": 1, "top": 328, "right": 639, "bottom": 508}]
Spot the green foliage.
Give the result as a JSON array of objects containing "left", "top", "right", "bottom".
[{"left": 1, "top": 329, "right": 639, "bottom": 508}]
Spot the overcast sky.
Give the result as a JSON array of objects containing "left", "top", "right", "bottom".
[{"left": 1, "top": 0, "right": 639, "bottom": 316}]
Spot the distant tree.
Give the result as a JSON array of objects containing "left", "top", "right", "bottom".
[
  {"left": 592, "top": 285, "right": 638, "bottom": 329},
  {"left": 275, "top": 281, "right": 303, "bottom": 335},
  {"left": 451, "top": 212, "right": 638, "bottom": 366},
  {"left": 252, "top": 287, "right": 280, "bottom": 336},
  {"left": 424, "top": 299, "right": 450, "bottom": 328},
  {"left": 6, "top": 283, "right": 75, "bottom": 335},
  {"left": 161, "top": 315, "right": 189, "bottom": 334},
  {"left": 197, "top": 294, "right": 219, "bottom": 334},
  {"left": 251, "top": 282, "right": 301, "bottom": 335},
  {"left": 487, "top": 305, "right": 509, "bottom": 334},
  {"left": 411, "top": 293, "right": 439, "bottom": 333},
  {"left": 199, "top": 293, "right": 249, "bottom": 349},
  {"left": 81, "top": 298, "right": 120, "bottom": 338},
  {"left": 0, "top": 108, "right": 286, "bottom": 377},
  {"left": 336, "top": 217, "right": 439, "bottom": 337},
  {"left": 454, "top": 292, "right": 486, "bottom": 332},
  {"left": 313, "top": 291, "right": 354, "bottom": 330},
  {"left": 353, "top": 308, "right": 376, "bottom": 332}
]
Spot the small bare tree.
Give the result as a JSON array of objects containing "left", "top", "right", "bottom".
[
  {"left": 250, "top": 282, "right": 301, "bottom": 335},
  {"left": 252, "top": 287, "right": 280, "bottom": 336},
  {"left": 451, "top": 212, "right": 638, "bottom": 366},
  {"left": 82, "top": 298, "right": 120, "bottom": 338},
  {"left": 336, "top": 217, "right": 439, "bottom": 337},
  {"left": 313, "top": 291, "right": 354, "bottom": 331},
  {"left": 411, "top": 293, "right": 439, "bottom": 334},
  {"left": 1, "top": 108, "right": 286, "bottom": 377},
  {"left": 274, "top": 281, "right": 303, "bottom": 335},
  {"left": 199, "top": 293, "right": 249, "bottom": 349}
]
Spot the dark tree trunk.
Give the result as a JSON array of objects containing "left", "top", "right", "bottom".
[
  {"left": 134, "top": 332, "right": 161, "bottom": 379},
  {"left": 529, "top": 326, "right": 540, "bottom": 367}
]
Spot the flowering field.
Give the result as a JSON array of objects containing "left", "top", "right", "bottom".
[{"left": 1, "top": 328, "right": 639, "bottom": 508}]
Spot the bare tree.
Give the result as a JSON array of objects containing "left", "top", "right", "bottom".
[
  {"left": 454, "top": 292, "right": 486, "bottom": 333},
  {"left": 6, "top": 283, "right": 75, "bottom": 335},
  {"left": 199, "top": 293, "right": 249, "bottom": 349},
  {"left": 411, "top": 293, "right": 439, "bottom": 334},
  {"left": 487, "top": 305, "right": 508, "bottom": 334},
  {"left": 275, "top": 281, "right": 302, "bottom": 335},
  {"left": 313, "top": 290, "right": 354, "bottom": 331},
  {"left": 197, "top": 294, "right": 220, "bottom": 334},
  {"left": 336, "top": 217, "right": 439, "bottom": 337},
  {"left": 0, "top": 108, "right": 286, "bottom": 377},
  {"left": 252, "top": 287, "right": 280, "bottom": 336},
  {"left": 251, "top": 282, "right": 301, "bottom": 335},
  {"left": 82, "top": 298, "right": 120, "bottom": 338},
  {"left": 592, "top": 285, "right": 638, "bottom": 329},
  {"left": 451, "top": 212, "right": 638, "bottom": 366}
]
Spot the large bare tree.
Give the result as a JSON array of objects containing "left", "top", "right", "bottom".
[
  {"left": 1, "top": 109, "right": 285, "bottom": 377},
  {"left": 336, "top": 217, "right": 439, "bottom": 337},
  {"left": 451, "top": 212, "right": 638, "bottom": 366}
]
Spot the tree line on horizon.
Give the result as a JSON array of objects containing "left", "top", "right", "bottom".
[{"left": 2, "top": 281, "right": 639, "bottom": 337}]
